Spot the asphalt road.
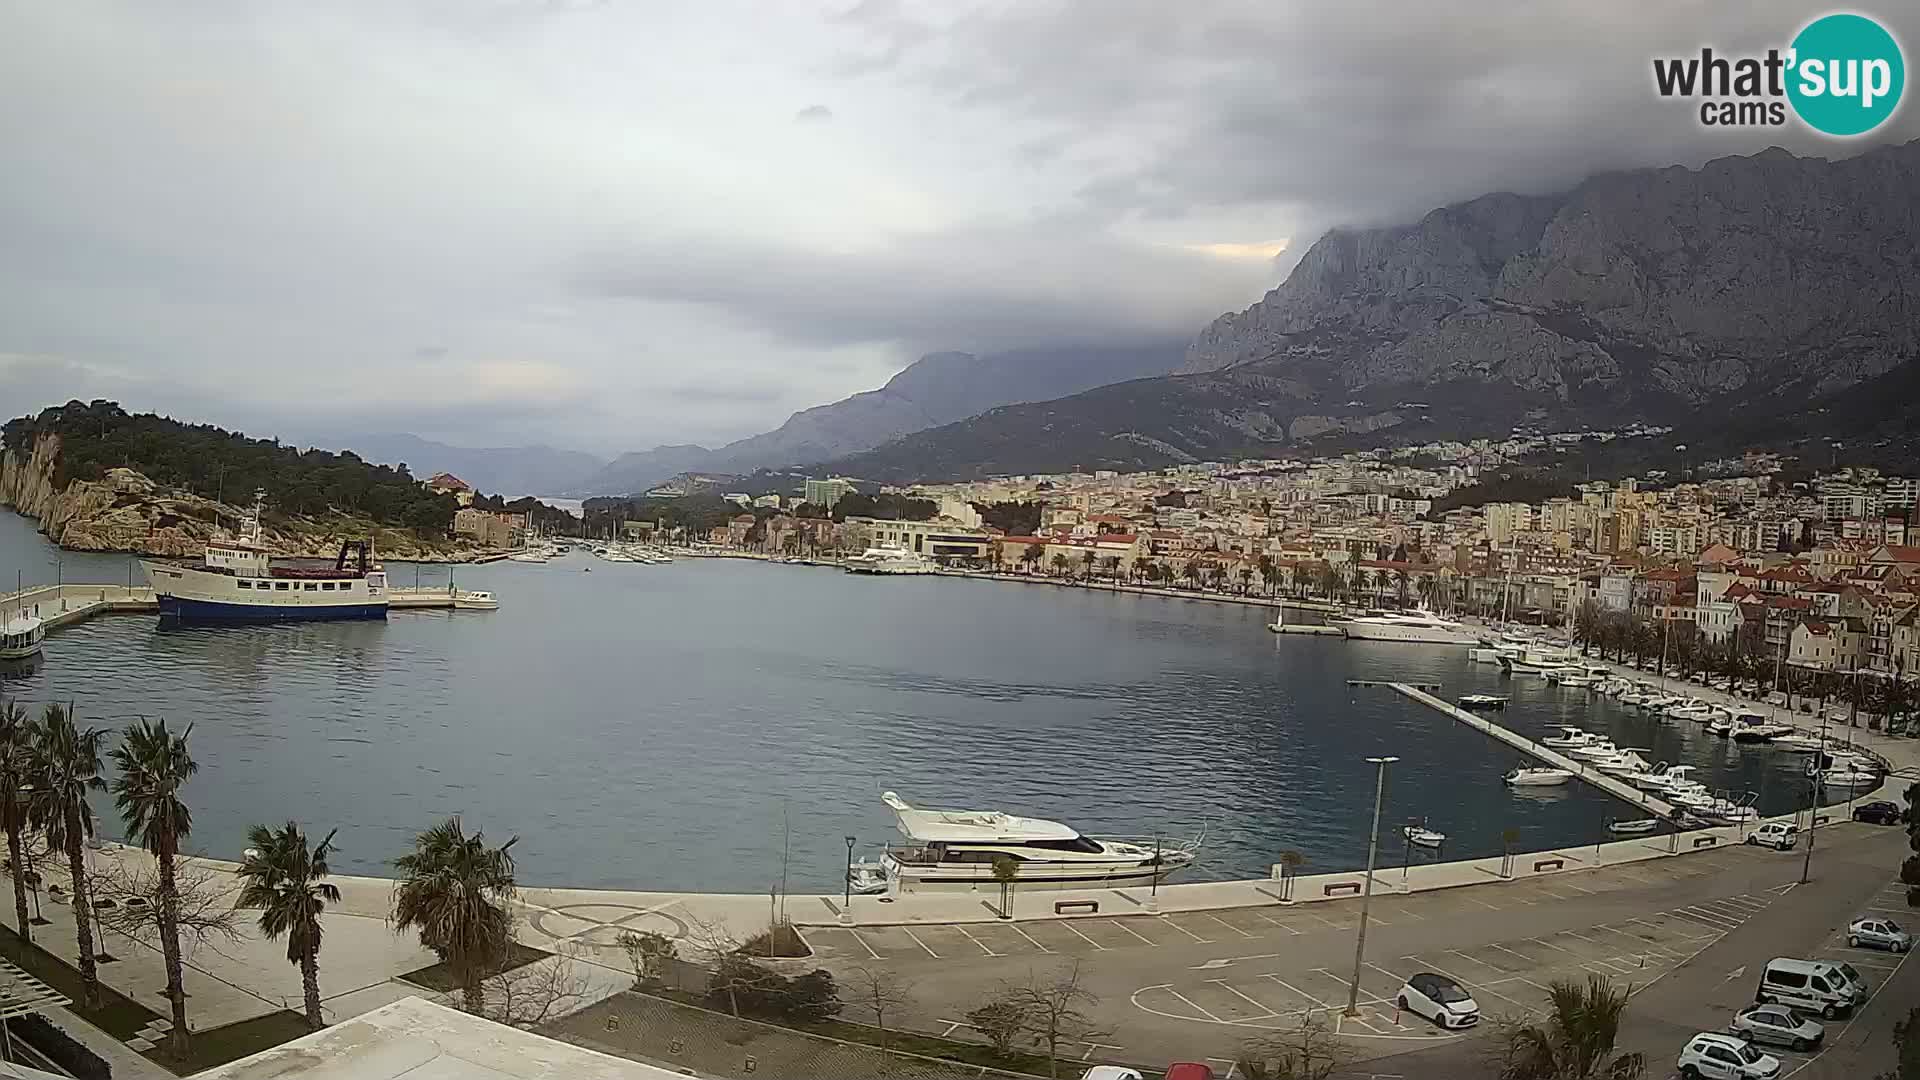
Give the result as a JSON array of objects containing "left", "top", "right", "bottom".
[{"left": 799, "top": 822, "right": 1914, "bottom": 1076}]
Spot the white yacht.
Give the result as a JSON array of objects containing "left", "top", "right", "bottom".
[
  {"left": 1771, "top": 732, "right": 1828, "bottom": 753},
  {"left": 845, "top": 546, "right": 937, "bottom": 576},
  {"left": 1542, "top": 727, "right": 1597, "bottom": 749},
  {"left": 0, "top": 614, "right": 44, "bottom": 661},
  {"left": 878, "top": 791, "right": 1197, "bottom": 891},
  {"left": 1567, "top": 738, "right": 1620, "bottom": 760},
  {"left": 1505, "top": 766, "right": 1573, "bottom": 787},
  {"left": 1336, "top": 610, "right": 1484, "bottom": 645}
]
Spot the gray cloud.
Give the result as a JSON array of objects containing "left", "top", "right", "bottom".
[{"left": 2, "top": 1, "right": 1914, "bottom": 454}]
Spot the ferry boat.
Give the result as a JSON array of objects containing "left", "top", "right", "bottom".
[
  {"left": 845, "top": 546, "right": 937, "bottom": 576},
  {"left": 0, "top": 614, "right": 44, "bottom": 660},
  {"left": 142, "top": 498, "right": 388, "bottom": 622},
  {"left": 878, "top": 791, "right": 1198, "bottom": 891},
  {"left": 1335, "top": 610, "right": 1484, "bottom": 645}
]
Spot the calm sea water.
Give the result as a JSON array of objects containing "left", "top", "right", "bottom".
[{"left": 0, "top": 510, "right": 1834, "bottom": 892}]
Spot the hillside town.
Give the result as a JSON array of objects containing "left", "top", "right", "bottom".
[{"left": 657, "top": 433, "right": 1920, "bottom": 688}]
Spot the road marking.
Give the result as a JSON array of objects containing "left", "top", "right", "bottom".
[
  {"left": 1529, "top": 937, "right": 1575, "bottom": 954},
  {"left": 1556, "top": 880, "right": 1596, "bottom": 895},
  {"left": 1210, "top": 979, "right": 1281, "bottom": 1019},
  {"left": 1193, "top": 954, "right": 1282, "bottom": 970},
  {"left": 938, "top": 1019, "right": 964, "bottom": 1036},
  {"left": 1006, "top": 923, "right": 1053, "bottom": 953},
  {"left": 1263, "top": 973, "right": 1329, "bottom": 1008},
  {"left": 1315, "top": 967, "right": 1387, "bottom": 1006},
  {"left": 1718, "top": 895, "right": 1769, "bottom": 912},
  {"left": 1560, "top": 929, "right": 1606, "bottom": 947},
  {"left": 1447, "top": 949, "right": 1502, "bottom": 971},
  {"left": 1669, "top": 908, "right": 1735, "bottom": 932},
  {"left": 1342, "top": 1012, "right": 1386, "bottom": 1035},
  {"left": 1468, "top": 980, "right": 1535, "bottom": 1011},
  {"left": 1367, "top": 961, "right": 1412, "bottom": 986},
  {"left": 1161, "top": 917, "right": 1213, "bottom": 944},
  {"left": 1059, "top": 920, "right": 1110, "bottom": 951},
  {"left": 1487, "top": 943, "right": 1535, "bottom": 966},
  {"left": 1164, "top": 987, "right": 1225, "bottom": 1022},
  {"left": 1204, "top": 912, "right": 1259, "bottom": 939},
  {"left": 901, "top": 928, "right": 940, "bottom": 959},
  {"left": 842, "top": 927, "right": 882, "bottom": 960},
  {"left": 1518, "top": 977, "right": 1554, "bottom": 995},
  {"left": 953, "top": 924, "right": 1000, "bottom": 956},
  {"left": 1108, "top": 919, "right": 1159, "bottom": 946},
  {"left": 1305, "top": 910, "right": 1350, "bottom": 929},
  {"left": 1697, "top": 899, "right": 1756, "bottom": 920},
  {"left": 1250, "top": 911, "right": 1304, "bottom": 935},
  {"left": 1463, "top": 896, "right": 1503, "bottom": 911},
  {"left": 1865, "top": 905, "right": 1913, "bottom": 914},
  {"left": 1632, "top": 915, "right": 1714, "bottom": 941}
]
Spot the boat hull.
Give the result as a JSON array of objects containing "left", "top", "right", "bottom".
[
  {"left": 882, "top": 860, "right": 1183, "bottom": 892},
  {"left": 158, "top": 595, "right": 388, "bottom": 622}
]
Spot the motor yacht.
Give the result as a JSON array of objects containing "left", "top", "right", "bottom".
[
  {"left": 1595, "top": 749, "right": 1654, "bottom": 777},
  {"left": 845, "top": 546, "right": 938, "bottom": 576},
  {"left": 1668, "top": 701, "right": 1717, "bottom": 723},
  {"left": 1555, "top": 672, "right": 1597, "bottom": 689},
  {"left": 1625, "top": 763, "right": 1676, "bottom": 791},
  {"left": 1403, "top": 822, "right": 1446, "bottom": 847},
  {"left": 878, "top": 791, "right": 1198, "bottom": 891},
  {"left": 1771, "top": 732, "right": 1827, "bottom": 753},
  {"left": 1458, "top": 694, "right": 1509, "bottom": 710},
  {"left": 1505, "top": 766, "right": 1573, "bottom": 787},
  {"left": 1336, "top": 610, "right": 1485, "bottom": 645},
  {"left": 1818, "top": 763, "right": 1881, "bottom": 790},
  {"left": 1542, "top": 727, "right": 1597, "bottom": 749},
  {"left": 1568, "top": 739, "right": 1621, "bottom": 760}
]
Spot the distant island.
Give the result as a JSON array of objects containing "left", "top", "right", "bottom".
[{"left": 0, "top": 400, "right": 563, "bottom": 561}]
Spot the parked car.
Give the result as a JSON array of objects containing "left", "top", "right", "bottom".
[
  {"left": 1395, "top": 972, "right": 1480, "bottom": 1029},
  {"left": 1746, "top": 822, "right": 1798, "bottom": 851},
  {"left": 1852, "top": 800, "right": 1904, "bottom": 825},
  {"left": 1680, "top": 1032, "right": 1780, "bottom": 1078},
  {"left": 1756, "top": 958, "right": 1866, "bottom": 1019},
  {"left": 1079, "top": 1069, "right": 1145, "bottom": 1080},
  {"left": 1848, "top": 916, "right": 1911, "bottom": 953},
  {"left": 1162, "top": 1065, "right": 1215, "bottom": 1080},
  {"left": 1730, "top": 1004, "right": 1824, "bottom": 1051}
]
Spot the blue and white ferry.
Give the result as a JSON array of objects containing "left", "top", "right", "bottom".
[{"left": 143, "top": 499, "right": 388, "bottom": 621}]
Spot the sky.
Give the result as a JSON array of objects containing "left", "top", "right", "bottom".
[{"left": 2, "top": 1, "right": 1915, "bottom": 457}]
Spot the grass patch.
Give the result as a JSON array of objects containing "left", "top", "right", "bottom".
[
  {"left": 145, "top": 1010, "right": 312, "bottom": 1074},
  {"left": 398, "top": 942, "right": 551, "bottom": 992},
  {"left": 0, "top": 921, "right": 160, "bottom": 1040},
  {"left": 646, "top": 986, "right": 1056, "bottom": 1076},
  {"left": 738, "top": 923, "right": 811, "bottom": 959}
]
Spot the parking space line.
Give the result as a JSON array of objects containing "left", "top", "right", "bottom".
[
  {"left": 1210, "top": 980, "right": 1281, "bottom": 1019},
  {"left": 1866, "top": 905, "right": 1913, "bottom": 915},
  {"left": 1342, "top": 1013, "right": 1386, "bottom": 1035},
  {"left": 1529, "top": 936, "right": 1575, "bottom": 954},
  {"left": 1367, "top": 961, "right": 1413, "bottom": 985},
  {"left": 1059, "top": 921, "right": 1110, "bottom": 951},
  {"left": 1108, "top": 919, "right": 1159, "bottom": 946},
  {"left": 1518, "top": 977, "right": 1554, "bottom": 995},
  {"left": 1161, "top": 918, "right": 1213, "bottom": 944},
  {"left": 1487, "top": 943, "right": 1536, "bottom": 966},
  {"left": 1263, "top": 974, "right": 1330, "bottom": 1009},
  {"left": 842, "top": 927, "right": 882, "bottom": 960},
  {"left": 1305, "top": 910, "right": 1349, "bottom": 929},
  {"left": 1204, "top": 913, "right": 1258, "bottom": 939},
  {"left": 1313, "top": 968, "right": 1386, "bottom": 1006},
  {"left": 1719, "top": 895, "right": 1769, "bottom": 911},
  {"left": 1632, "top": 916, "right": 1713, "bottom": 941},
  {"left": 1463, "top": 895, "right": 1503, "bottom": 911},
  {"left": 1670, "top": 909, "right": 1735, "bottom": 932},
  {"left": 1251, "top": 911, "right": 1303, "bottom": 935},
  {"left": 1164, "top": 987, "right": 1224, "bottom": 1022},
  {"left": 1556, "top": 880, "right": 1596, "bottom": 895},
  {"left": 1459, "top": 977, "right": 1532, "bottom": 1012},
  {"left": 1697, "top": 899, "right": 1755, "bottom": 920},
  {"left": 1447, "top": 949, "right": 1502, "bottom": 972},
  {"left": 952, "top": 924, "right": 1000, "bottom": 956},
  {"left": 901, "top": 928, "right": 941, "bottom": 959},
  {"left": 1560, "top": 929, "right": 1606, "bottom": 947},
  {"left": 1006, "top": 923, "right": 1053, "bottom": 953}
]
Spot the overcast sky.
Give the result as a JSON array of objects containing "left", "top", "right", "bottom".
[{"left": 2, "top": 1, "right": 1914, "bottom": 456}]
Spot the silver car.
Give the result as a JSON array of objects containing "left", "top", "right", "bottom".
[
  {"left": 1730, "top": 1004, "right": 1824, "bottom": 1052},
  {"left": 1848, "top": 916, "right": 1912, "bottom": 953}
]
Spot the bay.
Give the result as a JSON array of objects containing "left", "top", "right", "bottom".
[{"left": 0, "top": 510, "right": 1830, "bottom": 892}]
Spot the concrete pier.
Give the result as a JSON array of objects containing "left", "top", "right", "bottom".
[
  {"left": 0, "top": 581, "right": 491, "bottom": 631},
  {"left": 1389, "top": 681, "right": 1678, "bottom": 818},
  {"left": 1270, "top": 623, "right": 1343, "bottom": 636}
]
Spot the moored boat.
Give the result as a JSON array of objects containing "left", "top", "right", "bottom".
[
  {"left": 1459, "top": 694, "right": 1509, "bottom": 710},
  {"left": 0, "top": 614, "right": 44, "bottom": 660},
  {"left": 142, "top": 496, "right": 387, "bottom": 622},
  {"left": 1402, "top": 822, "right": 1446, "bottom": 847},
  {"left": 1505, "top": 766, "right": 1573, "bottom": 787},
  {"left": 878, "top": 791, "right": 1198, "bottom": 892},
  {"left": 1606, "top": 818, "right": 1660, "bottom": 835}
]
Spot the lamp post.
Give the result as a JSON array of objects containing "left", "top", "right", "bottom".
[
  {"left": 1148, "top": 834, "right": 1162, "bottom": 913},
  {"left": 1801, "top": 712, "right": 1829, "bottom": 885},
  {"left": 1347, "top": 755, "right": 1398, "bottom": 1017},
  {"left": 841, "top": 835, "right": 856, "bottom": 926}
]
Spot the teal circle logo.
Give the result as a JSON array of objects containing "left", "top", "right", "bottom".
[{"left": 1787, "top": 13, "right": 1905, "bottom": 136}]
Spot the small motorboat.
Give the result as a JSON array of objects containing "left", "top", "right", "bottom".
[
  {"left": 452, "top": 590, "right": 499, "bottom": 611},
  {"left": 847, "top": 858, "right": 889, "bottom": 895},
  {"left": 1459, "top": 694, "right": 1509, "bottom": 711},
  {"left": 1505, "top": 766, "right": 1573, "bottom": 787},
  {"left": 1707, "top": 715, "right": 1733, "bottom": 737},
  {"left": 1606, "top": 818, "right": 1660, "bottom": 835},
  {"left": 1771, "top": 733, "right": 1826, "bottom": 753},
  {"left": 1542, "top": 727, "right": 1595, "bottom": 749},
  {"left": 1403, "top": 823, "right": 1446, "bottom": 847}
]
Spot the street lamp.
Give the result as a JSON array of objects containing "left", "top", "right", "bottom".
[
  {"left": 841, "top": 835, "right": 856, "bottom": 926},
  {"left": 1347, "top": 755, "right": 1398, "bottom": 1017}
]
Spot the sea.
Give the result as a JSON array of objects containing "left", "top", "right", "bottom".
[{"left": 0, "top": 509, "right": 1841, "bottom": 893}]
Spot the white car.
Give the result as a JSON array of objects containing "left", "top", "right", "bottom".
[
  {"left": 1848, "top": 916, "right": 1912, "bottom": 953},
  {"left": 1079, "top": 1069, "right": 1144, "bottom": 1080},
  {"left": 1395, "top": 972, "right": 1479, "bottom": 1029},
  {"left": 1746, "top": 822, "right": 1798, "bottom": 851},
  {"left": 1679, "top": 1032, "right": 1780, "bottom": 1079},
  {"left": 1730, "top": 1004, "right": 1824, "bottom": 1051}
]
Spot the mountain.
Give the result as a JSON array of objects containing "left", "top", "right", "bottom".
[
  {"left": 581, "top": 344, "right": 1179, "bottom": 494},
  {"left": 825, "top": 141, "right": 1920, "bottom": 484},
  {"left": 323, "top": 433, "right": 604, "bottom": 497}
]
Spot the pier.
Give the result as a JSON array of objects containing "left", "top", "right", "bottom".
[
  {"left": 1, "top": 581, "right": 492, "bottom": 635},
  {"left": 1388, "top": 681, "right": 1678, "bottom": 818},
  {"left": 1271, "top": 623, "right": 1343, "bottom": 636}
]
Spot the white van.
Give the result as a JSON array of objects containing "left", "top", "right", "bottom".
[{"left": 1756, "top": 958, "right": 1866, "bottom": 1019}]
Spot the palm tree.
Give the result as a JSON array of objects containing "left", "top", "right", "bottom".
[
  {"left": 1023, "top": 542, "right": 1046, "bottom": 573},
  {"left": 28, "top": 703, "right": 108, "bottom": 1010},
  {"left": 392, "top": 817, "right": 519, "bottom": 1014},
  {"left": 237, "top": 822, "right": 341, "bottom": 1031},
  {"left": 1394, "top": 569, "right": 1411, "bottom": 608},
  {"left": 1049, "top": 553, "right": 1070, "bottom": 578},
  {"left": 112, "top": 718, "right": 198, "bottom": 1056},
  {"left": 1256, "top": 555, "right": 1276, "bottom": 596},
  {"left": 0, "top": 701, "right": 34, "bottom": 944},
  {"left": 1079, "top": 550, "right": 1095, "bottom": 579},
  {"left": 1496, "top": 975, "right": 1645, "bottom": 1080}
]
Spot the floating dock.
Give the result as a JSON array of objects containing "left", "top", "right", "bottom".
[
  {"left": 1389, "top": 681, "right": 1677, "bottom": 818},
  {"left": 0, "top": 582, "right": 493, "bottom": 636},
  {"left": 1270, "top": 623, "right": 1343, "bottom": 637}
]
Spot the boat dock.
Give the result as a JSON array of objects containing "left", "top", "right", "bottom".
[
  {"left": 1270, "top": 623, "right": 1343, "bottom": 636},
  {"left": 1388, "top": 682, "right": 1678, "bottom": 818},
  {"left": 1, "top": 582, "right": 493, "bottom": 635}
]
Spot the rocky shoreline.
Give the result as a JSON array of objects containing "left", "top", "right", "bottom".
[{"left": 1, "top": 435, "right": 495, "bottom": 563}]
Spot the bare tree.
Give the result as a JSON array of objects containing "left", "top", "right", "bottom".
[
  {"left": 683, "top": 915, "right": 784, "bottom": 1017},
  {"left": 92, "top": 855, "right": 242, "bottom": 960},
  {"left": 965, "top": 995, "right": 1026, "bottom": 1057},
  {"left": 615, "top": 928, "right": 675, "bottom": 988},
  {"left": 1237, "top": 1014, "right": 1354, "bottom": 1080},
  {"left": 1006, "top": 962, "right": 1107, "bottom": 1079},
  {"left": 846, "top": 964, "right": 915, "bottom": 1048},
  {"left": 479, "top": 944, "right": 594, "bottom": 1028}
]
